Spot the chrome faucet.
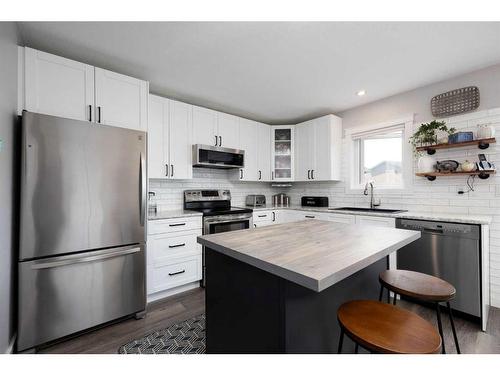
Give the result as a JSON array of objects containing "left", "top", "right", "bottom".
[{"left": 363, "top": 182, "right": 381, "bottom": 209}]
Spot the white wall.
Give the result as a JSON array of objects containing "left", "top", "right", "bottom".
[{"left": 0, "top": 22, "right": 19, "bottom": 353}]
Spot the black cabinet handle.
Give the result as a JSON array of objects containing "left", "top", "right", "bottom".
[
  {"left": 168, "top": 243, "right": 186, "bottom": 248},
  {"left": 271, "top": 171, "right": 274, "bottom": 180},
  {"left": 307, "top": 170, "right": 311, "bottom": 179},
  {"left": 258, "top": 214, "right": 267, "bottom": 218},
  {"left": 311, "top": 170, "right": 315, "bottom": 179},
  {"left": 165, "top": 164, "right": 169, "bottom": 177},
  {"left": 168, "top": 270, "right": 186, "bottom": 276},
  {"left": 254, "top": 224, "right": 257, "bottom": 228},
  {"left": 219, "top": 136, "right": 222, "bottom": 146},
  {"left": 259, "top": 170, "right": 262, "bottom": 180},
  {"left": 240, "top": 169, "right": 243, "bottom": 179},
  {"left": 98, "top": 106, "right": 101, "bottom": 123},
  {"left": 171, "top": 164, "right": 174, "bottom": 177},
  {"left": 88, "top": 105, "right": 92, "bottom": 122},
  {"left": 272, "top": 212, "right": 276, "bottom": 222},
  {"left": 215, "top": 135, "right": 218, "bottom": 146},
  {"left": 169, "top": 223, "right": 186, "bottom": 227},
  {"left": 305, "top": 215, "right": 315, "bottom": 218}
]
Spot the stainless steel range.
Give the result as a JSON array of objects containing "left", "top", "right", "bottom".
[{"left": 184, "top": 189, "right": 253, "bottom": 286}]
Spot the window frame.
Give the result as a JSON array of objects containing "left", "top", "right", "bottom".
[{"left": 345, "top": 115, "right": 414, "bottom": 194}]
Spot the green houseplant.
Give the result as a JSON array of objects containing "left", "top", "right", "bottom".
[{"left": 409, "top": 120, "right": 456, "bottom": 152}]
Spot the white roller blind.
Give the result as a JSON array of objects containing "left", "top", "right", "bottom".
[{"left": 351, "top": 123, "right": 405, "bottom": 140}]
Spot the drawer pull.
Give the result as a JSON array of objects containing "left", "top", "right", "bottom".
[
  {"left": 257, "top": 215, "right": 267, "bottom": 218},
  {"left": 168, "top": 270, "right": 186, "bottom": 276},
  {"left": 169, "top": 223, "right": 186, "bottom": 227},
  {"left": 305, "top": 215, "right": 315, "bottom": 218},
  {"left": 168, "top": 243, "right": 186, "bottom": 248}
]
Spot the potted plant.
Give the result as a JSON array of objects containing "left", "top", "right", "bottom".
[
  {"left": 409, "top": 120, "right": 455, "bottom": 150},
  {"left": 410, "top": 120, "right": 455, "bottom": 173}
]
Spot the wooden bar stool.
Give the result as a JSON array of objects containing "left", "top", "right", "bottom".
[
  {"left": 378, "top": 269, "right": 460, "bottom": 354},
  {"left": 337, "top": 300, "right": 442, "bottom": 354}
]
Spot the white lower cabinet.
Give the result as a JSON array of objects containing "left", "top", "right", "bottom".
[
  {"left": 147, "top": 217, "right": 202, "bottom": 301},
  {"left": 252, "top": 210, "right": 278, "bottom": 227},
  {"left": 326, "top": 213, "right": 356, "bottom": 224}
]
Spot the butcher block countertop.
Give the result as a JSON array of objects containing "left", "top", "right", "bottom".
[{"left": 197, "top": 220, "right": 420, "bottom": 292}]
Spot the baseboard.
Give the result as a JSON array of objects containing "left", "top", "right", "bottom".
[
  {"left": 5, "top": 333, "right": 16, "bottom": 354},
  {"left": 147, "top": 281, "right": 200, "bottom": 303}
]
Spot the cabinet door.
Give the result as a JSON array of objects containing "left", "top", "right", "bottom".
[
  {"left": 271, "top": 126, "right": 294, "bottom": 181},
  {"left": 24, "top": 47, "right": 94, "bottom": 122},
  {"left": 148, "top": 95, "right": 168, "bottom": 179},
  {"left": 217, "top": 112, "right": 239, "bottom": 149},
  {"left": 312, "top": 115, "right": 342, "bottom": 181},
  {"left": 257, "top": 123, "right": 271, "bottom": 181},
  {"left": 295, "top": 121, "right": 313, "bottom": 181},
  {"left": 192, "top": 105, "right": 218, "bottom": 146},
  {"left": 237, "top": 118, "right": 258, "bottom": 181},
  {"left": 169, "top": 100, "right": 193, "bottom": 179},
  {"left": 94, "top": 67, "right": 148, "bottom": 131}
]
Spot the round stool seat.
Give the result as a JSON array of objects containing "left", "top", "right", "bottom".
[
  {"left": 379, "top": 270, "right": 456, "bottom": 302},
  {"left": 338, "top": 300, "right": 442, "bottom": 354}
]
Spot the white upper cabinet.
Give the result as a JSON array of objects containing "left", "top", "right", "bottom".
[
  {"left": 256, "top": 122, "right": 271, "bottom": 181},
  {"left": 192, "top": 105, "right": 218, "bottom": 146},
  {"left": 236, "top": 118, "right": 258, "bottom": 181},
  {"left": 22, "top": 47, "right": 148, "bottom": 131},
  {"left": 24, "top": 47, "right": 94, "bottom": 122},
  {"left": 271, "top": 126, "right": 295, "bottom": 181},
  {"left": 148, "top": 95, "right": 168, "bottom": 179},
  {"left": 168, "top": 100, "right": 193, "bottom": 179},
  {"left": 94, "top": 68, "right": 148, "bottom": 131},
  {"left": 216, "top": 112, "right": 239, "bottom": 149},
  {"left": 148, "top": 95, "right": 193, "bottom": 180},
  {"left": 294, "top": 115, "right": 342, "bottom": 181}
]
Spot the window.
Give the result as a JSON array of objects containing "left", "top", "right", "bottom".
[{"left": 346, "top": 116, "right": 413, "bottom": 191}]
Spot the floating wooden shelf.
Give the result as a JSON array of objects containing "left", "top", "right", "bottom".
[
  {"left": 415, "top": 170, "right": 496, "bottom": 181},
  {"left": 416, "top": 138, "right": 496, "bottom": 155}
]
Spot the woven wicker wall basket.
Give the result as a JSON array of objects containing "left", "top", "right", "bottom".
[{"left": 431, "top": 86, "right": 480, "bottom": 118}]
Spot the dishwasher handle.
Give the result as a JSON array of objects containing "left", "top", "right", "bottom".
[{"left": 423, "top": 228, "right": 444, "bottom": 234}]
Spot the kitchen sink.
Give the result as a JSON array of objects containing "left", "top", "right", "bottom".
[{"left": 328, "top": 207, "right": 407, "bottom": 214}]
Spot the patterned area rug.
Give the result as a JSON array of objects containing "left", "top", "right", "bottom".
[{"left": 118, "top": 314, "right": 205, "bottom": 354}]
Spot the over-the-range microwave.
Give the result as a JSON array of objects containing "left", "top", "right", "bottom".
[{"left": 192, "top": 144, "right": 245, "bottom": 169}]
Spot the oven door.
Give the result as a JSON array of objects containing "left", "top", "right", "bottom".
[{"left": 202, "top": 214, "right": 252, "bottom": 287}]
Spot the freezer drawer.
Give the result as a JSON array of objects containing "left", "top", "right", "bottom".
[{"left": 18, "top": 244, "right": 146, "bottom": 351}]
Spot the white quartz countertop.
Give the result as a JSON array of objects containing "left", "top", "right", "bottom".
[
  {"left": 250, "top": 205, "right": 492, "bottom": 225},
  {"left": 197, "top": 220, "right": 420, "bottom": 292},
  {"left": 148, "top": 209, "right": 202, "bottom": 220}
]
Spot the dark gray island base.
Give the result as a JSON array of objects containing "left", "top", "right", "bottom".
[
  {"left": 198, "top": 220, "right": 421, "bottom": 354},
  {"left": 205, "top": 248, "right": 387, "bottom": 353}
]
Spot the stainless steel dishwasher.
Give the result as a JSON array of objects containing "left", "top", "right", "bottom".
[{"left": 396, "top": 218, "right": 481, "bottom": 318}]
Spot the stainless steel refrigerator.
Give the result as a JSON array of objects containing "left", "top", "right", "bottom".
[{"left": 18, "top": 111, "right": 147, "bottom": 352}]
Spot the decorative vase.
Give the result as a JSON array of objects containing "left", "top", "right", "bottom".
[
  {"left": 477, "top": 124, "right": 495, "bottom": 139},
  {"left": 417, "top": 154, "right": 436, "bottom": 173}
]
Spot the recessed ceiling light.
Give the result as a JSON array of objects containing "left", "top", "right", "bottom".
[{"left": 356, "top": 90, "right": 366, "bottom": 96}]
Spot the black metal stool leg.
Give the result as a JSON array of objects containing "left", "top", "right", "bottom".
[
  {"left": 354, "top": 343, "right": 359, "bottom": 354},
  {"left": 393, "top": 293, "right": 397, "bottom": 305},
  {"left": 446, "top": 302, "right": 461, "bottom": 354},
  {"left": 387, "top": 289, "right": 390, "bottom": 304},
  {"left": 436, "top": 303, "right": 446, "bottom": 354},
  {"left": 338, "top": 328, "right": 344, "bottom": 354},
  {"left": 379, "top": 285, "right": 384, "bottom": 302}
]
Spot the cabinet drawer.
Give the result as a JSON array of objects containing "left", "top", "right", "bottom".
[
  {"left": 148, "top": 216, "right": 202, "bottom": 235},
  {"left": 253, "top": 211, "right": 272, "bottom": 222},
  {"left": 355, "top": 215, "right": 395, "bottom": 227},
  {"left": 326, "top": 213, "right": 356, "bottom": 224},
  {"left": 148, "top": 255, "right": 202, "bottom": 294},
  {"left": 298, "top": 211, "right": 328, "bottom": 220},
  {"left": 148, "top": 231, "right": 201, "bottom": 264}
]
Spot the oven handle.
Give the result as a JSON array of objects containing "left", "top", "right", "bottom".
[{"left": 204, "top": 217, "right": 252, "bottom": 225}]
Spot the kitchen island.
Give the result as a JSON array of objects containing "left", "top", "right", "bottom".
[{"left": 197, "top": 220, "right": 420, "bottom": 353}]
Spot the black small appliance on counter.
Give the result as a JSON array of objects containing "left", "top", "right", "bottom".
[{"left": 301, "top": 196, "right": 329, "bottom": 207}]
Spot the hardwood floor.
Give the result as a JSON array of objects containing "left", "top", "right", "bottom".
[{"left": 38, "top": 288, "right": 500, "bottom": 354}]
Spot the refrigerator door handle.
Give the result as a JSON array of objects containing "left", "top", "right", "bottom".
[
  {"left": 140, "top": 152, "right": 146, "bottom": 226},
  {"left": 31, "top": 246, "right": 141, "bottom": 270}
]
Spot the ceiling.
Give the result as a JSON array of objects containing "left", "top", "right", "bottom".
[{"left": 17, "top": 22, "right": 500, "bottom": 124}]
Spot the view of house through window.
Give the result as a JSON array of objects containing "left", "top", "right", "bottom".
[{"left": 358, "top": 129, "right": 403, "bottom": 186}]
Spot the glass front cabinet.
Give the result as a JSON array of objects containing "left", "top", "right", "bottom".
[{"left": 271, "top": 125, "right": 295, "bottom": 181}]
